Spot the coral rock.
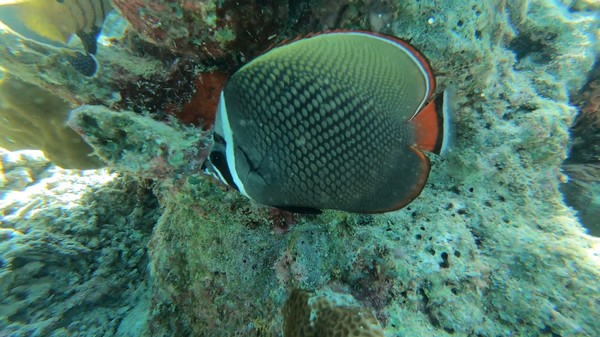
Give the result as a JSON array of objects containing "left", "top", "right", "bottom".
[
  {"left": 112, "top": 0, "right": 291, "bottom": 65},
  {"left": 283, "top": 289, "right": 385, "bottom": 337}
]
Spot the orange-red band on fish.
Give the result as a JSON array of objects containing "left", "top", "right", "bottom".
[{"left": 412, "top": 96, "right": 444, "bottom": 154}]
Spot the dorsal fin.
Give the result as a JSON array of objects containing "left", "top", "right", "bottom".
[
  {"left": 259, "top": 30, "right": 435, "bottom": 100},
  {"left": 264, "top": 31, "right": 325, "bottom": 53}
]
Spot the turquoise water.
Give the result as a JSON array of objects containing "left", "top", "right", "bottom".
[{"left": 0, "top": 1, "right": 599, "bottom": 336}]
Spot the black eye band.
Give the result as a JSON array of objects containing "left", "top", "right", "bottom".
[
  {"left": 213, "top": 133, "right": 226, "bottom": 144},
  {"left": 205, "top": 134, "right": 239, "bottom": 190}
]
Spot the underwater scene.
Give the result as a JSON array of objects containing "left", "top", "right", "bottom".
[{"left": 0, "top": 0, "right": 599, "bottom": 336}]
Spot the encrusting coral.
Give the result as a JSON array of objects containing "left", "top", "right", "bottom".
[{"left": 283, "top": 289, "right": 385, "bottom": 337}]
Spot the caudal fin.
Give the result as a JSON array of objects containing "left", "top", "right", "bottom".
[{"left": 411, "top": 88, "right": 455, "bottom": 156}]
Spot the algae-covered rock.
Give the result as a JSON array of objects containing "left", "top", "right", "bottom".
[
  {"left": 0, "top": 76, "right": 103, "bottom": 169},
  {"left": 67, "top": 105, "right": 210, "bottom": 179},
  {"left": 0, "top": 148, "right": 160, "bottom": 336},
  {"left": 70, "top": 96, "right": 600, "bottom": 336}
]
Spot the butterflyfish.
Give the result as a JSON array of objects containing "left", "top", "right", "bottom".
[
  {"left": 0, "top": 0, "right": 112, "bottom": 77},
  {"left": 204, "top": 31, "right": 453, "bottom": 214}
]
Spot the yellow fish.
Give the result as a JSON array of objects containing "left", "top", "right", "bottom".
[{"left": 0, "top": 0, "right": 113, "bottom": 76}]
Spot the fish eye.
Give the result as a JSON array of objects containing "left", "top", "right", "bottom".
[
  {"left": 209, "top": 151, "right": 223, "bottom": 163},
  {"left": 206, "top": 150, "right": 235, "bottom": 187}
]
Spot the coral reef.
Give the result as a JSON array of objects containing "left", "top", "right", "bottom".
[
  {"left": 110, "top": 0, "right": 401, "bottom": 72},
  {"left": 111, "top": 0, "right": 290, "bottom": 64},
  {"left": 67, "top": 105, "right": 210, "bottom": 180},
  {"left": 105, "top": 1, "right": 600, "bottom": 336},
  {"left": 2, "top": 0, "right": 600, "bottom": 336},
  {"left": 0, "top": 149, "right": 160, "bottom": 336},
  {"left": 283, "top": 289, "right": 385, "bottom": 337}
]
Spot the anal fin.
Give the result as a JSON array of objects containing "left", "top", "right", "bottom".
[{"left": 274, "top": 206, "right": 322, "bottom": 215}]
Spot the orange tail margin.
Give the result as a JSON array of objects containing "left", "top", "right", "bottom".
[{"left": 411, "top": 90, "right": 452, "bottom": 155}]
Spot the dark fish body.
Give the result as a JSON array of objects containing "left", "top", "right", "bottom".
[
  {"left": 0, "top": 0, "right": 113, "bottom": 76},
  {"left": 206, "top": 31, "right": 451, "bottom": 213}
]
